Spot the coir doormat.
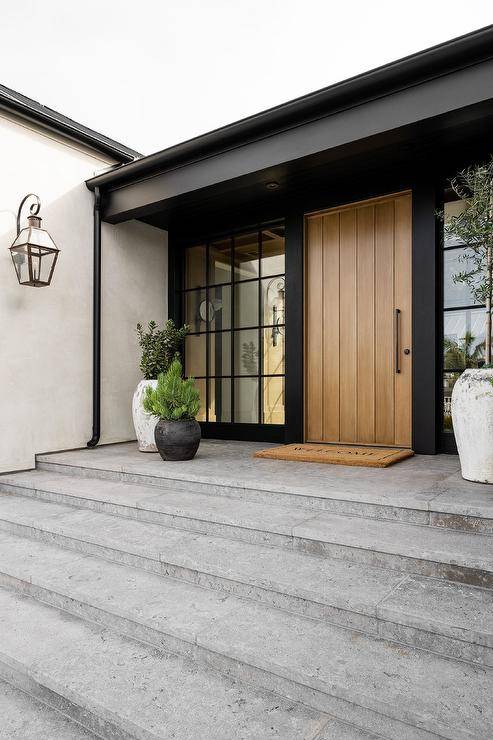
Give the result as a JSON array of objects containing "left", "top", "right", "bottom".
[{"left": 254, "top": 443, "right": 414, "bottom": 468}]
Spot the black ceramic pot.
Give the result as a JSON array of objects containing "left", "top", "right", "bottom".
[{"left": 154, "top": 419, "right": 201, "bottom": 461}]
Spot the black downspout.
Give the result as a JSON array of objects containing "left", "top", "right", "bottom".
[{"left": 87, "top": 186, "right": 102, "bottom": 447}]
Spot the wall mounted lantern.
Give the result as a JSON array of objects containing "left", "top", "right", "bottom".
[{"left": 9, "top": 193, "right": 59, "bottom": 287}]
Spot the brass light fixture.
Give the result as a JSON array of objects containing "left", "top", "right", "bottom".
[{"left": 9, "top": 193, "right": 60, "bottom": 287}]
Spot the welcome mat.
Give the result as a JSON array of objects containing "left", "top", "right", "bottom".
[{"left": 254, "top": 444, "right": 414, "bottom": 468}]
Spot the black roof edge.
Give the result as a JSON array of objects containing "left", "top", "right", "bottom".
[
  {"left": 0, "top": 83, "right": 140, "bottom": 163},
  {"left": 86, "top": 23, "right": 493, "bottom": 191}
]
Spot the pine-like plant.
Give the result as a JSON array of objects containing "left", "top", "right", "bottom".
[
  {"left": 136, "top": 320, "right": 189, "bottom": 380},
  {"left": 143, "top": 357, "right": 200, "bottom": 421}
]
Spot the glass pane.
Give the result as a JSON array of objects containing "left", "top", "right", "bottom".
[
  {"left": 209, "top": 284, "right": 231, "bottom": 330},
  {"left": 209, "top": 239, "right": 232, "bottom": 285},
  {"left": 444, "top": 200, "right": 466, "bottom": 248},
  {"left": 443, "top": 308, "right": 486, "bottom": 369},
  {"left": 234, "top": 378, "right": 259, "bottom": 423},
  {"left": 261, "top": 226, "right": 285, "bottom": 277},
  {"left": 262, "top": 327, "right": 285, "bottom": 375},
  {"left": 184, "top": 289, "right": 207, "bottom": 332},
  {"left": 185, "top": 334, "right": 206, "bottom": 377},
  {"left": 234, "top": 281, "right": 258, "bottom": 328},
  {"left": 263, "top": 376, "right": 285, "bottom": 424},
  {"left": 234, "top": 232, "right": 259, "bottom": 281},
  {"left": 443, "top": 372, "right": 461, "bottom": 433},
  {"left": 235, "top": 329, "right": 258, "bottom": 375},
  {"left": 261, "top": 276, "right": 285, "bottom": 326},
  {"left": 444, "top": 248, "right": 483, "bottom": 309},
  {"left": 194, "top": 378, "right": 206, "bottom": 422},
  {"left": 209, "top": 332, "right": 231, "bottom": 376},
  {"left": 209, "top": 378, "right": 232, "bottom": 422},
  {"left": 185, "top": 245, "right": 206, "bottom": 288}
]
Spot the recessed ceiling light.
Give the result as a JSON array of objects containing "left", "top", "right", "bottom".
[{"left": 265, "top": 181, "right": 280, "bottom": 190}]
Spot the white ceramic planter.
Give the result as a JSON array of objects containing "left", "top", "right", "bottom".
[
  {"left": 451, "top": 368, "right": 493, "bottom": 483},
  {"left": 132, "top": 379, "right": 159, "bottom": 453}
]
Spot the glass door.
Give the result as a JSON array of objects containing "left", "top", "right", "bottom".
[{"left": 181, "top": 224, "right": 285, "bottom": 429}]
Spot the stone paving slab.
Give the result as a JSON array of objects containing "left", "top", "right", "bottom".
[
  {"left": 0, "top": 534, "right": 490, "bottom": 739},
  {"left": 0, "top": 587, "right": 328, "bottom": 740},
  {"left": 0, "top": 679, "right": 95, "bottom": 739},
  {"left": 293, "top": 511, "right": 493, "bottom": 584},
  {"left": 0, "top": 506, "right": 491, "bottom": 668},
  {"left": 35, "top": 441, "right": 465, "bottom": 513},
  {"left": 196, "top": 599, "right": 493, "bottom": 740}
]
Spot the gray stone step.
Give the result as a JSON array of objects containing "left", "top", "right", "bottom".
[
  {"left": 1, "top": 473, "right": 492, "bottom": 587},
  {"left": 0, "top": 503, "right": 491, "bottom": 669},
  {"left": 0, "top": 569, "right": 490, "bottom": 739},
  {"left": 0, "top": 587, "right": 330, "bottom": 740},
  {"left": 35, "top": 444, "right": 493, "bottom": 532},
  {"left": 0, "top": 679, "right": 96, "bottom": 739}
]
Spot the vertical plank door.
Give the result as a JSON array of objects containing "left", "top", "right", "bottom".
[{"left": 305, "top": 192, "right": 412, "bottom": 447}]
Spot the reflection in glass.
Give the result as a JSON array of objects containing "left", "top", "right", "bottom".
[
  {"left": 209, "top": 284, "right": 231, "bottom": 330},
  {"left": 185, "top": 245, "right": 206, "bottom": 288},
  {"left": 209, "top": 332, "right": 231, "bottom": 376},
  {"left": 184, "top": 289, "right": 207, "bottom": 332},
  {"left": 263, "top": 376, "right": 285, "bottom": 424},
  {"left": 185, "top": 334, "right": 206, "bottom": 377},
  {"left": 234, "top": 281, "right": 258, "bottom": 328},
  {"left": 195, "top": 378, "right": 207, "bottom": 422},
  {"left": 209, "top": 378, "right": 231, "bottom": 422},
  {"left": 234, "top": 378, "right": 258, "bottom": 423},
  {"left": 443, "top": 372, "right": 461, "bottom": 433},
  {"left": 444, "top": 200, "right": 466, "bottom": 248},
  {"left": 261, "top": 227, "right": 285, "bottom": 277},
  {"left": 443, "top": 308, "right": 485, "bottom": 369},
  {"left": 261, "top": 276, "right": 285, "bottom": 326},
  {"left": 235, "top": 329, "right": 258, "bottom": 375},
  {"left": 262, "top": 328, "right": 285, "bottom": 375},
  {"left": 444, "top": 249, "right": 481, "bottom": 309},
  {"left": 209, "top": 239, "right": 232, "bottom": 285},
  {"left": 234, "top": 232, "right": 259, "bottom": 281}
]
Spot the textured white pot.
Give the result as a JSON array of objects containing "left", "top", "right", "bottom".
[
  {"left": 451, "top": 368, "right": 493, "bottom": 483},
  {"left": 132, "top": 379, "right": 159, "bottom": 452}
]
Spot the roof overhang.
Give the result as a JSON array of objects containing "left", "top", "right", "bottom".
[{"left": 85, "top": 25, "right": 493, "bottom": 226}]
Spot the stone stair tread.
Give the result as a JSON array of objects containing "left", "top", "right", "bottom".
[
  {"left": 0, "top": 679, "right": 96, "bottom": 739},
  {"left": 293, "top": 511, "right": 493, "bottom": 572},
  {"left": 0, "top": 527, "right": 491, "bottom": 660},
  {"left": 1, "top": 474, "right": 492, "bottom": 574},
  {"left": 2, "top": 491, "right": 493, "bottom": 638},
  {"left": 0, "top": 535, "right": 491, "bottom": 739},
  {"left": 0, "top": 588, "right": 327, "bottom": 740},
  {"left": 0, "top": 469, "right": 318, "bottom": 534}
]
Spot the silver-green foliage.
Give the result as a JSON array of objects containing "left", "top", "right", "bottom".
[
  {"left": 442, "top": 157, "right": 493, "bottom": 363},
  {"left": 143, "top": 357, "right": 200, "bottom": 421}
]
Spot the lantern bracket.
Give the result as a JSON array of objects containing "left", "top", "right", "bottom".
[{"left": 17, "top": 193, "right": 41, "bottom": 235}]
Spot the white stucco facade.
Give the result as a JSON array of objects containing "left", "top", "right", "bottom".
[{"left": 0, "top": 111, "right": 167, "bottom": 472}]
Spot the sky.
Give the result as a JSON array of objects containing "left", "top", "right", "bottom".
[{"left": 1, "top": 1, "right": 492, "bottom": 156}]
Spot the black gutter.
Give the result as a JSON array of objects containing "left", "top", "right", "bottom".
[
  {"left": 86, "top": 24, "right": 493, "bottom": 191},
  {"left": 0, "top": 86, "right": 139, "bottom": 163},
  {"left": 87, "top": 187, "right": 102, "bottom": 448}
]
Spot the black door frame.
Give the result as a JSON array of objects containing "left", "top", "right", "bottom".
[{"left": 169, "top": 179, "right": 441, "bottom": 453}]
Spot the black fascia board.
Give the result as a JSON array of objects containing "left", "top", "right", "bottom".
[
  {"left": 0, "top": 84, "right": 139, "bottom": 163},
  {"left": 86, "top": 24, "right": 493, "bottom": 191}
]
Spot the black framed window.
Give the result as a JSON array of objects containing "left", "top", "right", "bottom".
[
  {"left": 182, "top": 225, "right": 285, "bottom": 425},
  {"left": 441, "top": 192, "right": 486, "bottom": 435}
]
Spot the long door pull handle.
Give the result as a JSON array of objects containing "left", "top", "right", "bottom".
[{"left": 395, "top": 308, "right": 401, "bottom": 374}]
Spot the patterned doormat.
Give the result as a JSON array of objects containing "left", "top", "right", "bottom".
[{"left": 254, "top": 444, "right": 414, "bottom": 467}]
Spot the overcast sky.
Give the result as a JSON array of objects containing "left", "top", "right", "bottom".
[{"left": 1, "top": 1, "right": 492, "bottom": 156}]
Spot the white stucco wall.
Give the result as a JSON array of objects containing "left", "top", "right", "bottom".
[{"left": 0, "top": 112, "right": 167, "bottom": 472}]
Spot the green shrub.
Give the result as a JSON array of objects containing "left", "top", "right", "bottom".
[
  {"left": 143, "top": 358, "right": 200, "bottom": 421},
  {"left": 136, "top": 320, "right": 189, "bottom": 380}
]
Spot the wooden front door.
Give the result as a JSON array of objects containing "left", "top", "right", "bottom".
[{"left": 305, "top": 192, "right": 412, "bottom": 447}]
